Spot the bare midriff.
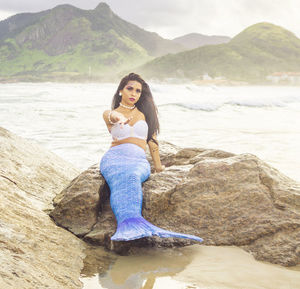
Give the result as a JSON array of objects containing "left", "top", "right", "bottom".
[{"left": 110, "top": 137, "right": 147, "bottom": 152}]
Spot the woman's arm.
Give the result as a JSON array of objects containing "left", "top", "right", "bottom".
[
  {"left": 102, "top": 110, "right": 113, "bottom": 132},
  {"left": 147, "top": 134, "right": 165, "bottom": 173}
]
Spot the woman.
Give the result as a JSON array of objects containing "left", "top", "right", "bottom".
[{"left": 100, "top": 72, "right": 203, "bottom": 242}]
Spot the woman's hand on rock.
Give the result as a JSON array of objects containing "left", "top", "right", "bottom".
[{"left": 154, "top": 165, "right": 165, "bottom": 173}]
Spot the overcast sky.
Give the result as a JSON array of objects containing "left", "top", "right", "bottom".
[{"left": 0, "top": 0, "right": 299, "bottom": 39}]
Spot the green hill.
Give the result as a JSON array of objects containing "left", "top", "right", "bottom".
[
  {"left": 0, "top": 2, "right": 185, "bottom": 81},
  {"left": 135, "top": 22, "right": 300, "bottom": 83}
]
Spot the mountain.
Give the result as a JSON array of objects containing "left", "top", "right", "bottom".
[
  {"left": 0, "top": 2, "right": 186, "bottom": 81},
  {"left": 135, "top": 22, "right": 300, "bottom": 83},
  {"left": 172, "top": 33, "right": 231, "bottom": 49}
]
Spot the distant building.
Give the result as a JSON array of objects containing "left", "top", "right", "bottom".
[
  {"left": 266, "top": 72, "right": 300, "bottom": 84},
  {"left": 214, "top": 76, "right": 226, "bottom": 80},
  {"left": 202, "top": 73, "right": 212, "bottom": 80}
]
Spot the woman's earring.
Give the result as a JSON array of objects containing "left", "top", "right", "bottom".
[{"left": 119, "top": 92, "right": 122, "bottom": 96}]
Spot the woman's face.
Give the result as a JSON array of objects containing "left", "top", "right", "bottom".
[{"left": 120, "top": 80, "right": 142, "bottom": 106}]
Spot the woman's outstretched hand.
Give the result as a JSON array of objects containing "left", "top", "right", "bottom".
[{"left": 111, "top": 111, "right": 132, "bottom": 128}]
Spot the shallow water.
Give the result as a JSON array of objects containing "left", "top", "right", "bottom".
[
  {"left": 80, "top": 245, "right": 300, "bottom": 289},
  {"left": 1, "top": 82, "right": 299, "bottom": 288}
]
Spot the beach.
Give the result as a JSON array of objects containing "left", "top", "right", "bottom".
[{"left": 1, "top": 82, "right": 300, "bottom": 288}]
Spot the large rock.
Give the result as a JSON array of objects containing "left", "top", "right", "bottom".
[
  {"left": 51, "top": 165, "right": 104, "bottom": 236},
  {"left": 0, "top": 127, "right": 85, "bottom": 289},
  {"left": 50, "top": 141, "right": 300, "bottom": 267}
]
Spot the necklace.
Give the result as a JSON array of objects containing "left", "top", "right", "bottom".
[{"left": 120, "top": 102, "right": 135, "bottom": 110}]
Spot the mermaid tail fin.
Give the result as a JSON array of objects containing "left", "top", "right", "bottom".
[{"left": 111, "top": 217, "right": 203, "bottom": 242}]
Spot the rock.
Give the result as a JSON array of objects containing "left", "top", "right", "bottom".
[
  {"left": 50, "top": 164, "right": 104, "bottom": 236},
  {"left": 0, "top": 127, "right": 86, "bottom": 289},
  {"left": 50, "top": 141, "right": 300, "bottom": 267}
]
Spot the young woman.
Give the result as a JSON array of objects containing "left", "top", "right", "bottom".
[{"left": 100, "top": 72, "right": 203, "bottom": 242}]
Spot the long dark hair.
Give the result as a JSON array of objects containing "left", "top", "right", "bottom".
[{"left": 111, "top": 72, "right": 160, "bottom": 145}]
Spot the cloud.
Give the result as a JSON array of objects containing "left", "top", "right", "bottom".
[
  {"left": 104, "top": 0, "right": 300, "bottom": 38},
  {"left": 0, "top": 0, "right": 299, "bottom": 39},
  {"left": 0, "top": 10, "right": 15, "bottom": 20},
  {"left": 0, "top": 0, "right": 98, "bottom": 12}
]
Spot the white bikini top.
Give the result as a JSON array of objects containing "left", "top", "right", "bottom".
[{"left": 110, "top": 120, "right": 148, "bottom": 141}]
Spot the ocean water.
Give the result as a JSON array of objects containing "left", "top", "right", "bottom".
[{"left": 0, "top": 82, "right": 299, "bottom": 182}]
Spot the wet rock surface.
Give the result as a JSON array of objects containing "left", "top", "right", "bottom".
[{"left": 51, "top": 141, "right": 300, "bottom": 267}]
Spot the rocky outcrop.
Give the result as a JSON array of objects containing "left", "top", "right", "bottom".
[
  {"left": 51, "top": 165, "right": 104, "bottom": 236},
  {"left": 50, "top": 142, "right": 300, "bottom": 267},
  {"left": 0, "top": 127, "right": 85, "bottom": 289}
]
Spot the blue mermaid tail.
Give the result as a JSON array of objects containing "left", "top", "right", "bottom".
[{"left": 100, "top": 143, "right": 203, "bottom": 242}]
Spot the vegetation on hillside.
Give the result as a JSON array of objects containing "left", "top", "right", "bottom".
[
  {"left": 0, "top": 2, "right": 183, "bottom": 81},
  {"left": 136, "top": 22, "right": 300, "bottom": 83}
]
